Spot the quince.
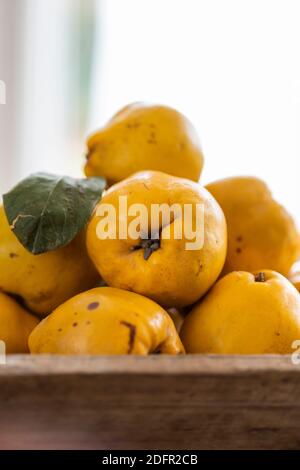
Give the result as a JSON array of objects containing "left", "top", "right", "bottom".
[
  {"left": 85, "top": 103, "right": 204, "bottom": 185},
  {"left": 181, "top": 270, "right": 300, "bottom": 354},
  {"left": 29, "top": 287, "right": 184, "bottom": 355},
  {"left": 0, "top": 205, "right": 99, "bottom": 316},
  {"left": 86, "top": 171, "right": 227, "bottom": 308},
  {"left": 0, "top": 291, "right": 38, "bottom": 353},
  {"left": 206, "top": 176, "right": 299, "bottom": 276}
]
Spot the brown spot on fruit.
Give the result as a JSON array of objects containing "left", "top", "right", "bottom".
[
  {"left": 88, "top": 302, "right": 100, "bottom": 310},
  {"left": 147, "top": 131, "right": 157, "bottom": 145},
  {"left": 255, "top": 272, "right": 266, "bottom": 283},
  {"left": 72, "top": 322, "right": 78, "bottom": 327},
  {"left": 9, "top": 252, "right": 19, "bottom": 258},
  {"left": 126, "top": 122, "right": 140, "bottom": 129},
  {"left": 196, "top": 262, "right": 203, "bottom": 276},
  {"left": 236, "top": 235, "right": 243, "bottom": 242},
  {"left": 120, "top": 321, "right": 136, "bottom": 353},
  {"left": 142, "top": 182, "right": 150, "bottom": 191},
  {"left": 236, "top": 247, "right": 242, "bottom": 254}
]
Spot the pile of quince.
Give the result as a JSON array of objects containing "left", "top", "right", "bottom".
[{"left": 1, "top": 103, "right": 300, "bottom": 355}]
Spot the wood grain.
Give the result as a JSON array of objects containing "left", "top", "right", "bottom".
[{"left": 0, "top": 355, "right": 300, "bottom": 450}]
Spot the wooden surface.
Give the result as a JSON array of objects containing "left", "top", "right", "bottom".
[{"left": 0, "top": 355, "right": 300, "bottom": 450}]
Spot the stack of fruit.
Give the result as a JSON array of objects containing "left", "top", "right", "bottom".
[{"left": 1, "top": 103, "right": 300, "bottom": 355}]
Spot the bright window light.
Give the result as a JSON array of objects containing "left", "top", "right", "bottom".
[{"left": 89, "top": 0, "right": 300, "bottom": 225}]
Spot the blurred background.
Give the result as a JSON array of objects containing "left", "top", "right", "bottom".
[{"left": 0, "top": 0, "right": 299, "bottom": 224}]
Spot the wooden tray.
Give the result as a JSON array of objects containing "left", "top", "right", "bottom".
[{"left": 0, "top": 355, "right": 299, "bottom": 450}]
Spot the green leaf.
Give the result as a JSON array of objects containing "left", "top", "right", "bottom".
[{"left": 3, "top": 173, "right": 106, "bottom": 255}]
